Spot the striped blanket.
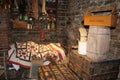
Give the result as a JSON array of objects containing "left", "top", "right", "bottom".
[{"left": 8, "top": 41, "right": 66, "bottom": 68}]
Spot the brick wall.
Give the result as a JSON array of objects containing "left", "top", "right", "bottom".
[
  {"left": 0, "top": 7, "right": 10, "bottom": 49},
  {"left": 56, "top": 0, "right": 69, "bottom": 45}
]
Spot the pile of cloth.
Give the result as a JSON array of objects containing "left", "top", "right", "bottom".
[{"left": 7, "top": 41, "right": 66, "bottom": 69}]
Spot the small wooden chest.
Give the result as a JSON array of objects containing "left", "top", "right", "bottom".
[
  {"left": 38, "top": 64, "right": 79, "bottom": 80},
  {"left": 68, "top": 50, "right": 120, "bottom": 80}
]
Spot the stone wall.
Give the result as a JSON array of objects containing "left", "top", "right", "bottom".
[{"left": 66, "top": 0, "right": 90, "bottom": 47}]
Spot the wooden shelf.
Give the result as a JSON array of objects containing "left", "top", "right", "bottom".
[
  {"left": 10, "top": 0, "right": 57, "bottom": 31},
  {"left": 11, "top": 27, "right": 56, "bottom": 31}
]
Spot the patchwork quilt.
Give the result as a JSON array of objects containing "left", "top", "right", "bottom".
[{"left": 8, "top": 41, "right": 66, "bottom": 68}]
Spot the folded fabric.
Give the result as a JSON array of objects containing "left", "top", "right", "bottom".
[{"left": 8, "top": 44, "right": 31, "bottom": 68}]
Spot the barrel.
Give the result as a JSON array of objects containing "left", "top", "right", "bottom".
[{"left": 87, "top": 26, "right": 110, "bottom": 61}]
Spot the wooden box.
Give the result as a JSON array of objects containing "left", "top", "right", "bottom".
[
  {"left": 13, "top": 20, "right": 27, "bottom": 29},
  {"left": 38, "top": 64, "right": 79, "bottom": 80},
  {"left": 68, "top": 50, "right": 120, "bottom": 80},
  {"left": 84, "top": 6, "right": 117, "bottom": 27}
]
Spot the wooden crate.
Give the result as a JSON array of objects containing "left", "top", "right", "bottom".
[
  {"left": 38, "top": 64, "right": 79, "bottom": 80},
  {"left": 84, "top": 6, "right": 117, "bottom": 27},
  {"left": 68, "top": 50, "right": 120, "bottom": 80},
  {"left": 13, "top": 20, "right": 28, "bottom": 29},
  {"left": 68, "top": 61, "right": 119, "bottom": 80}
]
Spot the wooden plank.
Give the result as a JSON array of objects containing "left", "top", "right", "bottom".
[{"left": 38, "top": 64, "right": 79, "bottom": 80}]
